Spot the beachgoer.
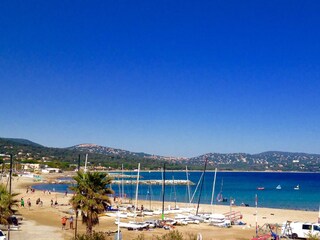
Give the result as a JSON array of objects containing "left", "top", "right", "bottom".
[
  {"left": 65, "top": 190, "right": 68, "bottom": 197},
  {"left": 21, "top": 198, "right": 24, "bottom": 207},
  {"left": 27, "top": 198, "right": 31, "bottom": 209},
  {"left": 69, "top": 216, "right": 74, "bottom": 230},
  {"left": 61, "top": 216, "right": 67, "bottom": 230},
  {"left": 51, "top": 199, "right": 54, "bottom": 207}
]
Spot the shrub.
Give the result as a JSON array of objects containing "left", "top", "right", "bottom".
[
  {"left": 306, "top": 232, "right": 320, "bottom": 240},
  {"left": 132, "top": 230, "right": 197, "bottom": 240},
  {"left": 73, "top": 232, "right": 107, "bottom": 240}
]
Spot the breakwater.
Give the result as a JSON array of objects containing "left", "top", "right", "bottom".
[
  {"left": 112, "top": 180, "right": 194, "bottom": 185},
  {"left": 50, "top": 178, "right": 194, "bottom": 186}
]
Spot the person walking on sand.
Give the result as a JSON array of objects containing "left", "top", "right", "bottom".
[
  {"left": 27, "top": 198, "right": 31, "bottom": 210},
  {"left": 69, "top": 216, "right": 74, "bottom": 230},
  {"left": 61, "top": 216, "right": 67, "bottom": 230},
  {"left": 20, "top": 198, "right": 24, "bottom": 208}
]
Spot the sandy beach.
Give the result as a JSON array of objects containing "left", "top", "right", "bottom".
[{"left": 2, "top": 173, "right": 319, "bottom": 240}]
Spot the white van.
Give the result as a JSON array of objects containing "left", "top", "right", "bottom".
[{"left": 282, "top": 221, "right": 320, "bottom": 239}]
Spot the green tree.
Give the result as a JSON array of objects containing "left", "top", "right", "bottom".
[
  {"left": 0, "top": 183, "right": 19, "bottom": 225},
  {"left": 70, "top": 171, "right": 114, "bottom": 235}
]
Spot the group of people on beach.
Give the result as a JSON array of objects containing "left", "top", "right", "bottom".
[
  {"left": 26, "top": 187, "right": 36, "bottom": 194},
  {"left": 61, "top": 216, "right": 74, "bottom": 230},
  {"left": 20, "top": 197, "right": 32, "bottom": 209},
  {"left": 20, "top": 197, "right": 43, "bottom": 209},
  {"left": 50, "top": 198, "right": 59, "bottom": 207}
]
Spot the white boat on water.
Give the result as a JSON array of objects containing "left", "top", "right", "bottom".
[
  {"left": 276, "top": 185, "right": 282, "bottom": 190},
  {"left": 294, "top": 185, "right": 300, "bottom": 190}
]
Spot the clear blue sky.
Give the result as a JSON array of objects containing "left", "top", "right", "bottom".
[{"left": 1, "top": 0, "right": 320, "bottom": 157}]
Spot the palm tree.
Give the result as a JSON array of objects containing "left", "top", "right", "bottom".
[
  {"left": 0, "top": 183, "right": 19, "bottom": 225},
  {"left": 70, "top": 171, "right": 114, "bottom": 235}
]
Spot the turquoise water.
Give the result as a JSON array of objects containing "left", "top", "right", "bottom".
[{"left": 32, "top": 171, "right": 320, "bottom": 211}]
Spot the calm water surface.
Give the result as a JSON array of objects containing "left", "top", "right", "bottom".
[{"left": 32, "top": 171, "right": 320, "bottom": 211}]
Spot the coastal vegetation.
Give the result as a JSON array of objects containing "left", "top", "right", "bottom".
[
  {"left": 306, "top": 232, "right": 320, "bottom": 240},
  {"left": 0, "top": 183, "right": 19, "bottom": 226},
  {"left": 70, "top": 171, "right": 114, "bottom": 235},
  {"left": 72, "top": 231, "right": 106, "bottom": 240},
  {"left": 132, "top": 230, "right": 197, "bottom": 240},
  {"left": 71, "top": 230, "right": 197, "bottom": 240}
]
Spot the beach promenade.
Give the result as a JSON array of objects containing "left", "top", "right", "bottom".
[{"left": 2, "top": 173, "right": 318, "bottom": 240}]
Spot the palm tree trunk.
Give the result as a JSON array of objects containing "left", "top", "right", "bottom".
[{"left": 86, "top": 211, "right": 93, "bottom": 235}]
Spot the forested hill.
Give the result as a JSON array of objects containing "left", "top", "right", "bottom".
[
  {"left": 188, "top": 151, "right": 320, "bottom": 172},
  {"left": 0, "top": 137, "right": 319, "bottom": 172}
]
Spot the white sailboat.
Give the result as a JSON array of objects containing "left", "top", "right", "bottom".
[
  {"left": 115, "top": 163, "right": 149, "bottom": 230},
  {"left": 276, "top": 185, "right": 282, "bottom": 190},
  {"left": 208, "top": 168, "right": 231, "bottom": 227},
  {"left": 216, "top": 178, "right": 228, "bottom": 202}
]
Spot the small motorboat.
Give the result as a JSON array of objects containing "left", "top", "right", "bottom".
[
  {"left": 294, "top": 185, "right": 300, "bottom": 190},
  {"left": 276, "top": 185, "right": 281, "bottom": 190},
  {"left": 257, "top": 187, "right": 265, "bottom": 190}
]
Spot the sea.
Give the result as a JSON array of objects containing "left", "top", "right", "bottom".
[{"left": 32, "top": 171, "right": 320, "bottom": 211}]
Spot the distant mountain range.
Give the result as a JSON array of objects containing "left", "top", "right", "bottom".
[{"left": 0, "top": 137, "right": 319, "bottom": 172}]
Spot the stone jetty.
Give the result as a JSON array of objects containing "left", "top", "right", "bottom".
[{"left": 112, "top": 179, "right": 194, "bottom": 185}]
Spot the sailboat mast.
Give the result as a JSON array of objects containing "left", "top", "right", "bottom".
[
  {"left": 77, "top": 154, "right": 81, "bottom": 171},
  {"left": 134, "top": 163, "right": 140, "bottom": 222},
  {"left": 255, "top": 194, "right": 258, "bottom": 237},
  {"left": 210, "top": 168, "right": 217, "bottom": 213},
  {"left": 121, "top": 164, "right": 124, "bottom": 199},
  {"left": 148, "top": 184, "right": 152, "bottom": 210},
  {"left": 186, "top": 166, "right": 191, "bottom": 205},
  {"left": 196, "top": 157, "right": 208, "bottom": 215},
  {"left": 162, "top": 163, "right": 166, "bottom": 220},
  {"left": 84, "top": 154, "right": 88, "bottom": 173},
  {"left": 172, "top": 175, "right": 177, "bottom": 209}
]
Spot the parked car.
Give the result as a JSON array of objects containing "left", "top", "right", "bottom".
[{"left": 0, "top": 230, "right": 6, "bottom": 240}]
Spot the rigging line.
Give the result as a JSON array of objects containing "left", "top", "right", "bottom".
[{"left": 190, "top": 171, "right": 204, "bottom": 204}]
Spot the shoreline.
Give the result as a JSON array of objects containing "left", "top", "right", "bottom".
[
  {"left": 3, "top": 172, "right": 319, "bottom": 240},
  {"left": 31, "top": 171, "right": 320, "bottom": 212},
  {"left": 32, "top": 182, "right": 320, "bottom": 213},
  {"left": 109, "top": 169, "right": 320, "bottom": 173}
]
